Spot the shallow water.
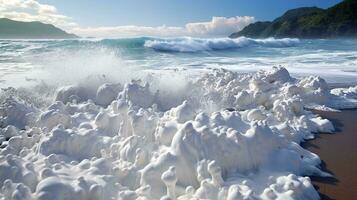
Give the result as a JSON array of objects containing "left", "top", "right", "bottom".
[{"left": 1, "top": 37, "right": 357, "bottom": 88}]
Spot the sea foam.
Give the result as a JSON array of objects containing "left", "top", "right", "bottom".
[
  {"left": 0, "top": 67, "right": 356, "bottom": 200},
  {"left": 144, "top": 37, "right": 300, "bottom": 52}
]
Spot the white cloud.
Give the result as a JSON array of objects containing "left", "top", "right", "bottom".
[
  {"left": 0, "top": 0, "right": 255, "bottom": 38},
  {"left": 72, "top": 16, "right": 255, "bottom": 38},
  {"left": 186, "top": 16, "right": 254, "bottom": 36},
  {"left": 0, "top": 0, "right": 76, "bottom": 29}
]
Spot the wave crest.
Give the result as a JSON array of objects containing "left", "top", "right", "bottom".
[{"left": 144, "top": 37, "right": 299, "bottom": 52}]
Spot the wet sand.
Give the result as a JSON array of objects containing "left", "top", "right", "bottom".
[{"left": 302, "top": 109, "right": 357, "bottom": 200}]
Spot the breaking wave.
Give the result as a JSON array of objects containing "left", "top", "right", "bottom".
[{"left": 144, "top": 37, "right": 300, "bottom": 52}]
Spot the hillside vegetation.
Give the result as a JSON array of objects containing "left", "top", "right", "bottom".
[{"left": 230, "top": 0, "right": 357, "bottom": 38}]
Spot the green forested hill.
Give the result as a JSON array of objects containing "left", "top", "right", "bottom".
[
  {"left": 230, "top": 0, "right": 357, "bottom": 38},
  {"left": 0, "top": 18, "right": 78, "bottom": 39}
]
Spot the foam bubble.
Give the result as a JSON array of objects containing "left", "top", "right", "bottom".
[{"left": 0, "top": 67, "right": 356, "bottom": 200}]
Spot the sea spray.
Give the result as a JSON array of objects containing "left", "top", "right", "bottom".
[{"left": 2, "top": 38, "right": 357, "bottom": 87}]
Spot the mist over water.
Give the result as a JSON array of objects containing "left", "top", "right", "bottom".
[{"left": 1, "top": 37, "right": 357, "bottom": 89}]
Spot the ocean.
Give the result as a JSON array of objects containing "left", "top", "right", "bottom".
[
  {"left": 1, "top": 37, "right": 357, "bottom": 88},
  {"left": 1, "top": 37, "right": 357, "bottom": 200}
]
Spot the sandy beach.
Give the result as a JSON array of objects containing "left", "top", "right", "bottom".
[{"left": 303, "top": 109, "right": 357, "bottom": 200}]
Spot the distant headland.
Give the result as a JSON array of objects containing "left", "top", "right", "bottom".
[
  {"left": 230, "top": 0, "right": 357, "bottom": 39},
  {"left": 0, "top": 18, "right": 78, "bottom": 39}
]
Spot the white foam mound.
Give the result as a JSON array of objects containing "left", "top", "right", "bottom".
[
  {"left": 1, "top": 67, "right": 356, "bottom": 200},
  {"left": 144, "top": 37, "right": 300, "bottom": 52}
]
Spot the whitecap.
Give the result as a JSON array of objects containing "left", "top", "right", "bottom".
[{"left": 144, "top": 37, "right": 300, "bottom": 52}]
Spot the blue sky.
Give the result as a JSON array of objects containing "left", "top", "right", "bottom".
[
  {"left": 39, "top": 0, "right": 341, "bottom": 27},
  {"left": 0, "top": 0, "right": 342, "bottom": 37}
]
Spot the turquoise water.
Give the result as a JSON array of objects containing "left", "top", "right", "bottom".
[{"left": 1, "top": 37, "right": 357, "bottom": 87}]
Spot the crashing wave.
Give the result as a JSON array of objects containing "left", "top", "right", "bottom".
[
  {"left": 144, "top": 37, "right": 300, "bottom": 52},
  {"left": 0, "top": 67, "right": 356, "bottom": 200}
]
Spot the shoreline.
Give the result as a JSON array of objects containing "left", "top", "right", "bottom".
[{"left": 303, "top": 109, "right": 357, "bottom": 200}]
